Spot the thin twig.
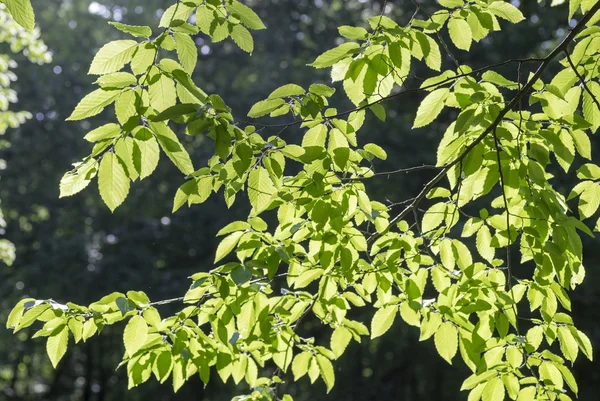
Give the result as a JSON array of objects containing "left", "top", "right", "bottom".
[{"left": 564, "top": 50, "right": 600, "bottom": 111}]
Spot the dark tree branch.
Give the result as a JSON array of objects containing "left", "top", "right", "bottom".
[{"left": 564, "top": 50, "right": 600, "bottom": 112}]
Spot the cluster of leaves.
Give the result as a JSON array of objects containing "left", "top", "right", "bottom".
[
  {"left": 6, "top": 1, "right": 600, "bottom": 401},
  {"left": 0, "top": 2, "right": 51, "bottom": 266}
]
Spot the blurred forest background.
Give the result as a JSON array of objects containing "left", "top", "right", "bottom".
[{"left": 0, "top": 0, "right": 598, "bottom": 400}]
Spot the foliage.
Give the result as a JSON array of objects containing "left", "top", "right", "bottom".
[
  {"left": 5, "top": 1, "right": 600, "bottom": 401},
  {"left": 0, "top": 3, "right": 50, "bottom": 266}
]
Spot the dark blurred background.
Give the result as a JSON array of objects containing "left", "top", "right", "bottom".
[{"left": 0, "top": 0, "right": 598, "bottom": 400}]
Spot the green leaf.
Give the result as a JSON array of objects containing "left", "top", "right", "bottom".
[
  {"left": 448, "top": 18, "right": 472, "bottom": 50},
  {"left": 60, "top": 159, "right": 98, "bottom": 198},
  {"left": 516, "top": 387, "right": 536, "bottom": 401},
  {"left": 578, "top": 182, "right": 600, "bottom": 219},
  {"left": 364, "top": 143, "right": 387, "bottom": 160},
  {"left": 461, "top": 370, "right": 497, "bottom": 391},
  {"left": 108, "top": 22, "right": 152, "bottom": 38},
  {"left": 248, "top": 167, "right": 276, "bottom": 214},
  {"left": 370, "top": 305, "right": 397, "bottom": 339},
  {"left": 558, "top": 326, "right": 579, "bottom": 362},
  {"left": 115, "top": 138, "right": 138, "bottom": 180},
  {"left": 6, "top": 298, "right": 34, "bottom": 329},
  {"left": 482, "top": 71, "right": 518, "bottom": 88},
  {"left": 292, "top": 352, "right": 311, "bottom": 380},
  {"left": 330, "top": 327, "right": 352, "bottom": 358},
  {"left": 228, "top": 1, "right": 266, "bottom": 30},
  {"left": 46, "top": 326, "right": 69, "bottom": 368},
  {"left": 488, "top": 1, "right": 525, "bottom": 23},
  {"left": 154, "top": 351, "right": 173, "bottom": 383},
  {"left": 268, "top": 84, "right": 305, "bottom": 99},
  {"left": 95, "top": 72, "right": 138, "bottom": 89},
  {"left": 315, "top": 355, "right": 335, "bottom": 393},
  {"left": 310, "top": 42, "right": 360, "bottom": 69},
  {"left": 131, "top": 42, "right": 156, "bottom": 75},
  {"left": 88, "top": 40, "right": 138, "bottom": 75},
  {"left": 217, "top": 221, "right": 251, "bottom": 236},
  {"left": 539, "top": 361, "right": 563, "bottom": 388},
  {"left": 149, "top": 74, "right": 177, "bottom": 113},
  {"left": 434, "top": 321, "right": 457, "bottom": 364},
  {"left": 419, "top": 311, "right": 442, "bottom": 341},
  {"left": 476, "top": 225, "right": 494, "bottom": 263},
  {"left": 215, "top": 231, "right": 244, "bottom": 263},
  {"left": 338, "top": 25, "right": 368, "bottom": 40},
  {"left": 98, "top": 152, "right": 130, "bottom": 212},
  {"left": 159, "top": 3, "right": 194, "bottom": 28},
  {"left": 248, "top": 98, "right": 286, "bottom": 118},
  {"left": 231, "top": 24, "right": 254, "bottom": 53},
  {"left": 413, "top": 88, "right": 450, "bottom": 128},
  {"left": 438, "top": 0, "right": 464, "bottom": 7},
  {"left": 174, "top": 32, "right": 198, "bottom": 74},
  {"left": 133, "top": 128, "right": 160, "bottom": 179},
  {"left": 84, "top": 123, "right": 121, "bottom": 142},
  {"left": 148, "top": 122, "right": 194, "bottom": 175},
  {"left": 557, "top": 364, "right": 578, "bottom": 395},
  {"left": 66, "top": 89, "right": 120, "bottom": 121},
  {"left": 115, "top": 89, "right": 137, "bottom": 125},
  {"left": 123, "top": 315, "right": 148, "bottom": 357},
  {"left": 482, "top": 377, "right": 505, "bottom": 401},
  {"left": 571, "top": 328, "right": 593, "bottom": 360},
  {"left": 4, "top": 0, "right": 35, "bottom": 31}
]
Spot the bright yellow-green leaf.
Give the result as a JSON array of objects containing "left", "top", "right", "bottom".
[
  {"left": 67, "top": 89, "right": 120, "bottom": 121},
  {"left": 248, "top": 167, "right": 276, "bottom": 214},
  {"left": 214, "top": 231, "right": 244, "bottom": 263},
  {"left": 558, "top": 326, "right": 579, "bottom": 362},
  {"left": 123, "top": 315, "right": 148, "bottom": 357},
  {"left": 46, "top": 326, "right": 69, "bottom": 368},
  {"left": 109, "top": 22, "right": 152, "bottom": 38},
  {"left": 248, "top": 98, "right": 286, "bottom": 118},
  {"left": 516, "top": 386, "right": 536, "bottom": 401},
  {"left": 413, "top": 88, "right": 450, "bottom": 128},
  {"left": 115, "top": 89, "right": 137, "bottom": 125},
  {"left": 292, "top": 352, "right": 311, "bottom": 380},
  {"left": 578, "top": 182, "right": 600, "bottom": 219},
  {"left": 60, "top": 158, "right": 99, "bottom": 198},
  {"left": 315, "top": 354, "right": 335, "bottom": 393},
  {"left": 98, "top": 152, "right": 130, "bottom": 211},
  {"left": 539, "top": 361, "right": 563, "bottom": 388},
  {"left": 4, "top": 0, "right": 35, "bottom": 31},
  {"left": 228, "top": 0, "right": 266, "bottom": 30},
  {"left": 370, "top": 305, "right": 397, "bottom": 339},
  {"left": 131, "top": 42, "right": 156, "bottom": 75},
  {"left": 149, "top": 74, "right": 177, "bottom": 113},
  {"left": 149, "top": 122, "right": 194, "bottom": 175},
  {"left": 488, "top": 1, "right": 525, "bottom": 23},
  {"left": 89, "top": 40, "right": 138, "bottom": 75},
  {"left": 231, "top": 24, "right": 254, "bottom": 53},
  {"left": 310, "top": 42, "right": 360, "bottom": 69},
  {"left": 173, "top": 32, "right": 198, "bottom": 74},
  {"left": 482, "top": 377, "right": 505, "bottom": 401},
  {"left": 133, "top": 128, "right": 160, "bottom": 179},
  {"left": 476, "top": 225, "right": 494, "bottom": 263},
  {"left": 331, "top": 326, "right": 352, "bottom": 358},
  {"left": 434, "top": 321, "right": 457, "bottom": 364},
  {"left": 448, "top": 18, "right": 472, "bottom": 50}
]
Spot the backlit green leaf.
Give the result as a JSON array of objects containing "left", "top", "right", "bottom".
[
  {"left": 46, "top": 326, "right": 69, "bottom": 368},
  {"left": 434, "top": 321, "right": 457, "bottom": 364},
  {"left": 123, "top": 315, "right": 148, "bottom": 357},
  {"left": 370, "top": 305, "right": 397, "bottom": 339},
  {"left": 89, "top": 40, "right": 138, "bottom": 75},
  {"left": 98, "top": 152, "right": 130, "bottom": 212}
]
